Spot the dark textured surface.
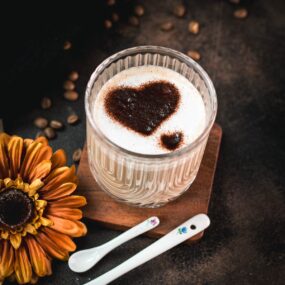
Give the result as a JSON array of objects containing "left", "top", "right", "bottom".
[{"left": 2, "top": 0, "right": 285, "bottom": 284}]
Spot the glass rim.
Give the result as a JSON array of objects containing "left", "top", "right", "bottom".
[{"left": 85, "top": 45, "right": 217, "bottom": 159}]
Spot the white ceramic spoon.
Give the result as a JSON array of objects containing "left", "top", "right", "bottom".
[
  {"left": 84, "top": 214, "right": 210, "bottom": 285},
  {"left": 68, "top": 216, "right": 160, "bottom": 273}
]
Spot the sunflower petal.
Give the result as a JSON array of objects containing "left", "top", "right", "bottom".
[
  {"left": 41, "top": 182, "right": 77, "bottom": 200},
  {"left": 3, "top": 178, "right": 13, "bottom": 188},
  {"left": 8, "top": 136, "right": 24, "bottom": 179},
  {"left": 24, "top": 138, "right": 33, "bottom": 148},
  {"left": 26, "top": 237, "right": 52, "bottom": 277},
  {"left": 0, "top": 136, "right": 10, "bottom": 179},
  {"left": 14, "top": 245, "right": 32, "bottom": 284},
  {"left": 46, "top": 215, "right": 87, "bottom": 237},
  {"left": 48, "top": 195, "right": 87, "bottom": 209},
  {"left": 24, "top": 224, "right": 37, "bottom": 235},
  {"left": 10, "top": 233, "right": 22, "bottom": 249},
  {"left": 35, "top": 199, "right": 47, "bottom": 210},
  {"left": 39, "top": 217, "right": 53, "bottom": 227},
  {"left": 32, "top": 145, "right": 53, "bottom": 168},
  {"left": 1, "top": 230, "right": 9, "bottom": 239},
  {"left": 42, "top": 165, "right": 77, "bottom": 192},
  {"left": 43, "top": 166, "right": 69, "bottom": 183},
  {"left": 35, "top": 232, "right": 69, "bottom": 261},
  {"left": 35, "top": 136, "right": 48, "bottom": 146},
  {"left": 14, "top": 177, "right": 24, "bottom": 190},
  {"left": 20, "top": 142, "right": 42, "bottom": 180},
  {"left": 28, "top": 160, "right": 52, "bottom": 182},
  {"left": 28, "top": 179, "right": 44, "bottom": 196},
  {"left": 0, "top": 240, "right": 14, "bottom": 278},
  {"left": 21, "top": 141, "right": 52, "bottom": 181},
  {"left": 46, "top": 207, "right": 83, "bottom": 220},
  {"left": 51, "top": 149, "right": 67, "bottom": 170},
  {"left": 0, "top": 133, "right": 11, "bottom": 145},
  {"left": 43, "top": 227, "right": 76, "bottom": 252}
]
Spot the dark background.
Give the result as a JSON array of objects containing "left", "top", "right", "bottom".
[{"left": 2, "top": 0, "right": 284, "bottom": 284}]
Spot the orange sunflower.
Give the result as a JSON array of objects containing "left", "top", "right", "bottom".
[{"left": 0, "top": 133, "right": 87, "bottom": 284}]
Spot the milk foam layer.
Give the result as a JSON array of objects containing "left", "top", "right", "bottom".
[{"left": 93, "top": 66, "right": 206, "bottom": 154}]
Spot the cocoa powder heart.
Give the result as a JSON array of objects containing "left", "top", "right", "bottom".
[{"left": 104, "top": 81, "right": 180, "bottom": 135}]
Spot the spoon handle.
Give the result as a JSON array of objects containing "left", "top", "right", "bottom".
[
  {"left": 85, "top": 214, "right": 210, "bottom": 285},
  {"left": 100, "top": 216, "right": 160, "bottom": 253}
]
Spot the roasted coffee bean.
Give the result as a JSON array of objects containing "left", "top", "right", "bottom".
[
  {"left": 160, "top": 21, "right": 174, "bottom": 31},
  {"left": 44, "top": 127, "right": 56, "bottom": 139},
  {"left": 34, "top": 117, "right": 48, "bottom": 129},
  {"left": 234, "top": 8, "right": 248, "bottom": 19},
  {"left": 134, "top": 5, "right": 145, "bottom": 17},
  {"left": 67, "top": 114, "right": 79, "bottom": 125},
  {"left": 187, "top": 50, "right": 201, "bottom": 61},
  {"left": 68, "top": 71, "right": 79, "bottom": 81},
  {"left": 72, "top": 148, "right": 82, "bottom": 163},
  {"left": 64, "top": 91, "right": 79, "bottom": 101},
  {"left": 188, "top": 21, "right": 199, "bottom": 34},
  {"left": 106, "top": 0, "right": 115, "bottom": 6},
  {"left": 173, "top": 4, "right": 186, "bottom": 17},
  {"left": 104, "top": 19, "right": 112, "bottom": 29},
  {"left": 63, "top": 80, "right": 75, "bottom": 91},
  {"left": 129, "top": 16, "right": 140, "bottom": 26},
  {"left": 63, "top": 41, "right": 72, "bottom": 50},
  {"left": 50, "top": 120, "right": 63, "bottom": 130},
  {"left": 41, "top": 97, "right": 52, "bottom": 110}
]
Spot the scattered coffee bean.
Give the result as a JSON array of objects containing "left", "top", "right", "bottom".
[
  {"left": 234, "top": 8, "right": 248, "bottom": 19},
  {"left": 104, "top": 19, "right": 112, "bottom": 29},
  {"left": 112, "top": 12, "right": 119, "bottom": 22},
  {"left": 134, "top": 5, "right": 145, "bottom": 17},
  {"left": 34, "top": 117, "right": 48, "bottom": 129},
  {"left": 50, "top": 120, "right": 63, "bottom": 130},
  {"left": 68, "top": 71, "right": 79, "bottom": 81},
  {"left": 229, "top": 0, "right": 240, "bottom": 4},
  {"left": 160, "top": 21, "right": 174, "bottom": 31},
  {"left": 187, "top": 50, "right": 201, "bottom": 61},
  {"left": 173, "top": 3, "right": 186, "bottom": 18},
  {"left": 35, "top": 131, "right": 45, "bottom": 139},
  {"left": 63, "top": 80, "right": 75, "bottom": 91},
  {"left": 64, "top": 90, "right": 79, "bottom": 101},
  {"left": 41, "top": 97, "right": 52, "bottom": 110},
  {"left": 188, "top": 21, "right": 199, "bottom": 34},
  {"left": 106, "top": 0, "right": 115, "bottom": 6},
  {"left": 67, "top": 114, "right": 79, "bottom": 125},
  {"left": 44, "top": 127, "right": 56, "bottom": 139},
  {"left": 63, "top": 41, "right": 72, "bottom": 50},
  {"left": 129, "top": 16, "right": 140, "bottom": 26},
  {"left": 72, "top": 148, "right": 82, "bottom": 163}
]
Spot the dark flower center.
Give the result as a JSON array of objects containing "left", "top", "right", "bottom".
[{"left": 0, "top": 188, "right": 35, "bottom": 229}]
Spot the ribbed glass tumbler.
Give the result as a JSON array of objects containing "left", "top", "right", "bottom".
[{"left": 85, "top": 46, "right": 217, "bottom": 208}]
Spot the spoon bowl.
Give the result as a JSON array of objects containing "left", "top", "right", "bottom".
[
  {"left": 69, "top": 248, "right": 102, "bottom": 273},
  {"left": 68, "top": 216, "right": 160, "bottom": 273}
]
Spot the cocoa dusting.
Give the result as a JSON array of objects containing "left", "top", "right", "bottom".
[
  {"left": 104, "top": 81, "right": 180, "bottom": 135},
  {"left": 160, "top": 132, "right": 183, "bottom": 150}
]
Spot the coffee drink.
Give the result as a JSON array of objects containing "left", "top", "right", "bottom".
[
  {"left": 93, "top": 66, "right": 206, "bottom": 154},
  {"left": 86, "top": 47, "right": 217, "bottom": 207}
]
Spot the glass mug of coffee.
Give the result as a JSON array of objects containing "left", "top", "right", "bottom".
[{"left": 85, "top": 46, "right": 217, "bottom": 208}]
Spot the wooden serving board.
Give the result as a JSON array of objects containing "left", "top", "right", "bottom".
[{"left": 78, "top": 123, "right": 222, "bottom": 244}]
